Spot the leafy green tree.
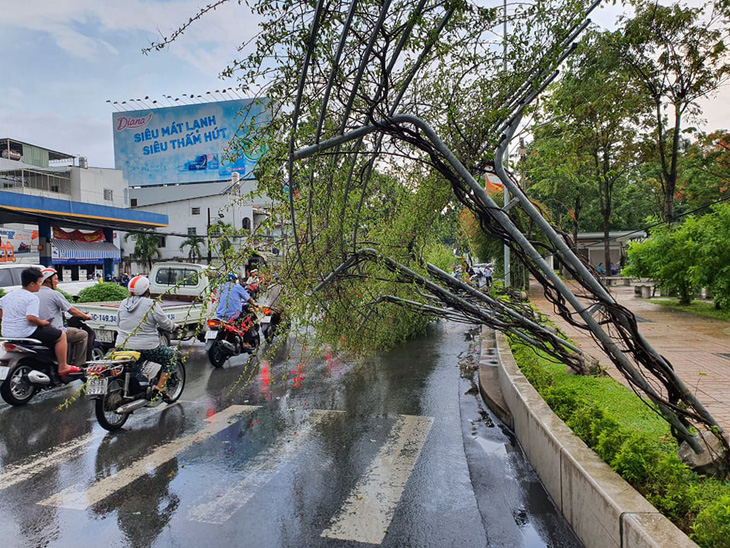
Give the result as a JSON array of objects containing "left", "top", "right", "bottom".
[
  {"left": 676, "top": 131, "right": 730, "bottom": 212},
  {"left": 179, "top": 234, "right": 206, "bottom": 262},
  {"left": 208, "top": 221, "right": 234, "bottom": 258},
  {"left": 616, "top": 0, "right": 730, "bottom": 223},
  {"left": 686, "top": 202, "right": 730, "bottom": 309},
  {"left": 528, "top": 31, "right": 644, "bottom": 268},
  {"left": 124, "top": 230, "right": 162, "bottom": 273}
]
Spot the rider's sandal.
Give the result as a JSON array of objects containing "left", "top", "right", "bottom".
[{"left": 152, "top": 387, "right": 171, "bottom": 403}]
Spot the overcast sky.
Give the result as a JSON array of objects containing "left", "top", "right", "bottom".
[{"left": 1, "top": 0, "right": 727, "bottom": 169}]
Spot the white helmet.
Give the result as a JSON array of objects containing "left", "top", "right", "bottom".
[
  {"left": 40, "top": 268, "right": 58, "bottom": 284},
  {"left": 128, "top": 275, "right": 150, "bottom": 296}
]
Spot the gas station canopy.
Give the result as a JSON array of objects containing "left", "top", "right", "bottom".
[{"left": 0, "top": 190, "right": 167, "bottom": 231}]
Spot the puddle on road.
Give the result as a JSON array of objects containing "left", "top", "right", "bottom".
[{"left": 472, "top": 434, "right": 507, "bottom": 456}]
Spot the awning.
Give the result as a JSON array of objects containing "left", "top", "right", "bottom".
[{"left": 52, "top": 240, "right": 120, "bottom": 260}]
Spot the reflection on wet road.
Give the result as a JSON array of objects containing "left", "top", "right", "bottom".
[{"left": 0, "top": 322, "right": 581, "bottom": 547}]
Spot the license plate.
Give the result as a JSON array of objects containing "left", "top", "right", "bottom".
[
  {"left": 204, "top": 330, "right": 218, "bottom": 340},
  {"left": 86, "top": 376, "right": 108, "bottom": 396},
  {"left": 261, "top": 315, "right": 272, "bottom": 324},
  {"left": 0, "top": 366, "right": 8, "bottom": 381},
  {"left": 95, "top": 329, "right": 116, "bottom": 344}
]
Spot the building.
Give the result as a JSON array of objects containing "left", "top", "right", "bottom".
[
  {"left": 112, "top": 98, "right": 282, "bottom": 272},
  {"left": 0, "top": 138, "right": 167, "bottom": 281},
  {"left": 129, "top": 179, "right": 282, "bottom": 266},
  {"left": 574, "top": 231, "right": 646, "bottom": 271}
]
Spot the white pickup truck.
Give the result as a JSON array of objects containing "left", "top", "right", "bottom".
[{"left": 78, "top": 262, "right": 213, "bottom": 347}]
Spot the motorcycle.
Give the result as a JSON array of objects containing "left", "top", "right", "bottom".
[
  {"left": 205, "top": 303, "right": 262, "bottom": 368},
  {"left": 84, "top": 350, "right": 186, "bottom": 431},
  {"left": 0, "top": 320, "right": 101, "bottom": 406},
  {"left": 259, "top": 306, "right": 285, "bottom": 344}
]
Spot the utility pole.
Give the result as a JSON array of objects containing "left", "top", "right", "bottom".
[
  {"left": 207, "top": 207, "right": 212, "bottom": 264},
  {"left": 503, "top": 0, "right": 510, "bottom": 288}
]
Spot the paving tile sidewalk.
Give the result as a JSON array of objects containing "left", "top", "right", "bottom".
[{"left": 528, "top": 280, "right": 730, "bottom": 434}]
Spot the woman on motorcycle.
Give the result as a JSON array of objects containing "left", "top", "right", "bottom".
[{"left": 115, "top": 275, "right": 176, "bottom": 400}]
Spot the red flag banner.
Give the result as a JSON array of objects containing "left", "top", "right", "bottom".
[
  {"left": 52, "top": 227, "right": 106, "bottom": 242},
  {"left": 485, "top": 173, "right": 504, "bottom": 196}
]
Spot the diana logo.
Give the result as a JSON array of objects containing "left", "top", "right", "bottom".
[{"left": 116, "top": 113, "right": 154, "bottom": 131}]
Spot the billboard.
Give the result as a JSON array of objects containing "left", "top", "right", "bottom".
[{"left": 112, "top": 99, "right": 268, "bottom": 187}]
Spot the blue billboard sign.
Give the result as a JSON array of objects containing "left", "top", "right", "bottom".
[{"left": 112, "top": 99, "right": 268, "bottom": 186}]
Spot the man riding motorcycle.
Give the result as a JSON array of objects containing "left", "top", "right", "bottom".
[
  {"left": 37, "top": 268, "right": 92, "bottom": 366},
  {"left": 0, "top": 267, "right": 81, "bottom": 377},
  {"left": 115, "top": 275, "right": 177, "bottom": 400},
  {"left": 215, "top": 273, "right": 258, "bottom": 350}
]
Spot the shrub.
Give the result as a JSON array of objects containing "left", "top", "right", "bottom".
[
  {"left": 508, "top": 334, "right": 730, "bottom": 546},
  {"left": 691, "top": 495, "right": 730, "bottom": 548},
  {"left": 76, "top": 282, "right": 129, "bottom": 303},
  {"left": 595, "top": 428, "right": 628, "bottom": 464},
  {"left": 543, "top": 386, "right": 583, "bottom": 419},
  {"left": 57, "top": 288, "right": 74, "bottom": 302}
]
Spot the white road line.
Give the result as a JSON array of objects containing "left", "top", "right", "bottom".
[
  {"left": 0, "top": 401, "right": 176, "bottom": 491},
  {"left": 187, "top": 410, "right": 335, "bottom": 524},
  {"left": 0, "top": 431, "right": 101, "bottom": 491},
  {"left": 38, "top": 405, "right": 258, "bottom": 510},
  {"left": 321, "top": 414, "right": 434, "bottom": 545}
]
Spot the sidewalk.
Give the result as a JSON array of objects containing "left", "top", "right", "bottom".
[{"left": 528, "top": 281, "right": 730, "bottom": 434}]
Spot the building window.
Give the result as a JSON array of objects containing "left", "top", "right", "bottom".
[
  {"left": 242, "top": 217, "right": 251, "bottom": 230},
  {"left": 187, "top": 227, "right": 197, "bottom": 236},
  {"left": 103, "top": 189, "right": 113, "bottom": 201},
  {"left": 192, "top": 207, "right": 201, "bottom": 215},
  {"left": 159, "top": 237, "right": 166, "bottom": 248},
  {"left": 130, "top": 198, "right": 138, "bottom": 207}
]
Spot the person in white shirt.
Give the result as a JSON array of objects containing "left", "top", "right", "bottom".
[
  {"left": 37, "top": 268, "right": 92, "bottom": 366},
  {"left": 0, "top": 268, "right": 80, "bottom": 376}
]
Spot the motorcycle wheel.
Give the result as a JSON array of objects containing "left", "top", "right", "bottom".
[
  {"left": 249, "top": 329, "right": 261, "bottom": 350},
  {"left": 207, "top": 341, "right": 228, "bottom": 368},
  {"left": 0, "top": 363, "right": 37, "bottom": 406},
  {"left": 165, "top": 361, "right": 186, "bottom": 403},
  {"left": 95, "top": 377, "right": 129, "bottom": 431},
  {"left": 91, "top": 346, "right": 105, "bottom": 361}
]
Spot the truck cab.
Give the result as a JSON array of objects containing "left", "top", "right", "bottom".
[{"left": 150, "top": 262, "right": 210, "bottom": 301}]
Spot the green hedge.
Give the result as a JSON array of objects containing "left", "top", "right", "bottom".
[
  {"left": 76, "top": 282, "right": 129, "bottom": 303},
  {"left": 509, "top": 340, "right": 730, "bottom": 547}
]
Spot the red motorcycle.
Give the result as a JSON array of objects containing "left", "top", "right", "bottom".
[{"left": 204, "top": 304, "right": 263, "bottom": 368}]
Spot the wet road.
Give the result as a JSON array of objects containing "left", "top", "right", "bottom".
[{"left": 0, "top": 322, "right": 581, "bottom": 547}]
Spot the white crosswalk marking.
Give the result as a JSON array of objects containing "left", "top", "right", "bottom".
[
  {"left": 0, "top": 401, "right": 180, "bottom": 492},
  {"left": 320, "top": 414, "right": 434, "bottom": 545},
  {"left": 187, "top": 410, "right": 335, "bottom": 524},
  {"left": 38, "top": 405, "right": 258, "bottom": 510}
]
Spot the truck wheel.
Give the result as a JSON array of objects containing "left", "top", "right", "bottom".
[{"left": 207, "top": 341, "right": 228, "bottom": 368}]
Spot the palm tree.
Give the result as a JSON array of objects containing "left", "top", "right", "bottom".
[
  {"left": 125, "top": 230, "right": 162, "bottom": 272},
  {"left": 208, "top": 221, "right": 234, "bottom": 258},
  {"left": 179, "top": 235, "right": 206, "bottom": 262}
]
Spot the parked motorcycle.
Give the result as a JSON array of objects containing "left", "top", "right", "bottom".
[
  {"left": 85, "top": 350, "right": 186, "bottom": 431},
  {"left": 0, "top": 320, "right": 101, "bottom": 406},
  {"left": 205, "top": 304, "right": 261, "bottom": 368}
]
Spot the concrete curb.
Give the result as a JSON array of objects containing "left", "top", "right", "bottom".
[{"left": 480, "top": 327, "right": 697, "bottom": 548}]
